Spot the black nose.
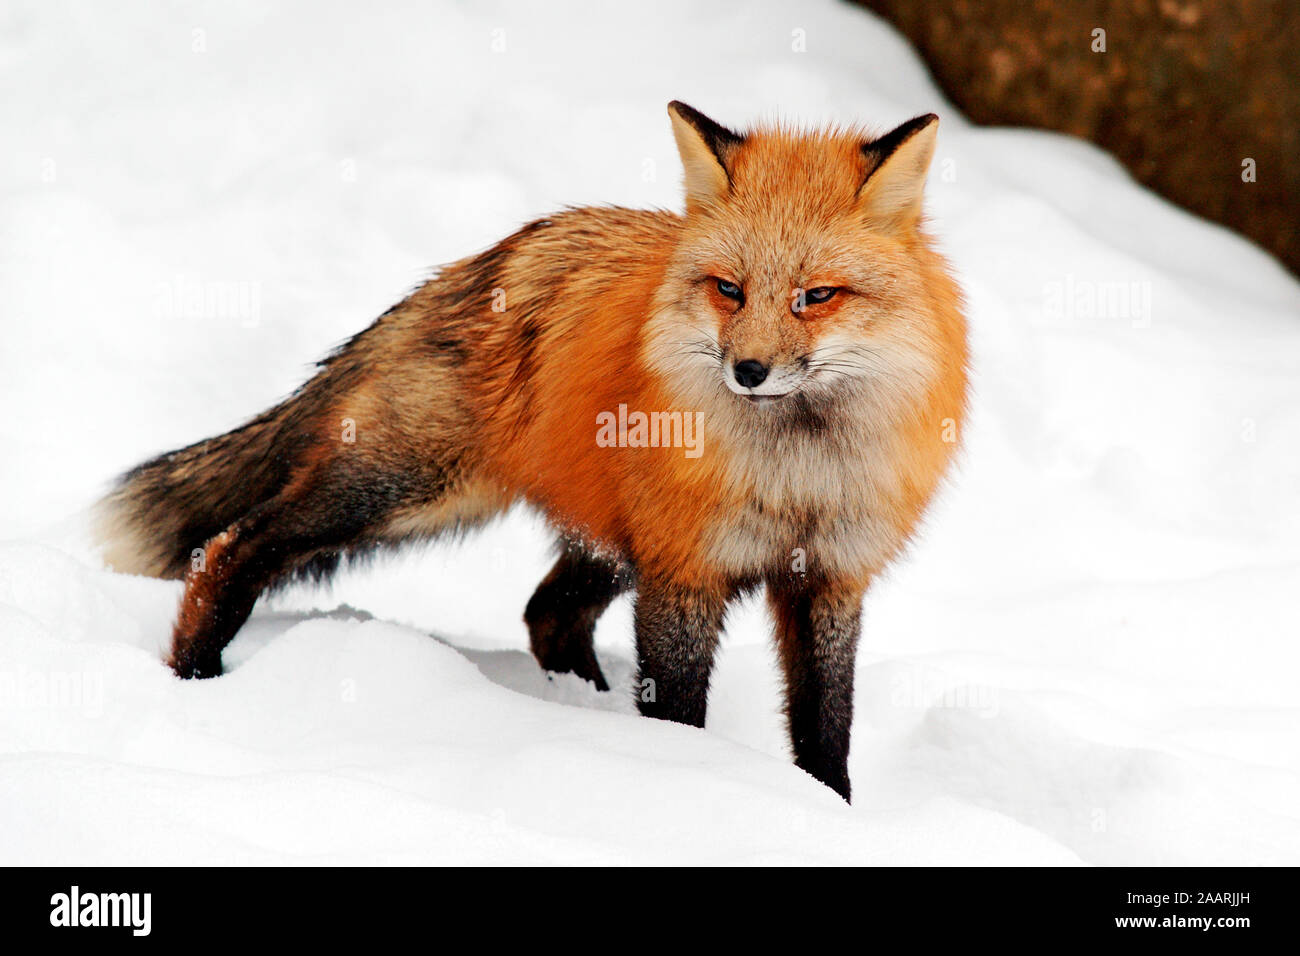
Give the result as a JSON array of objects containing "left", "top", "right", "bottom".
[{"left": 733, "top": 359, "right": 769, "bottom": 388}]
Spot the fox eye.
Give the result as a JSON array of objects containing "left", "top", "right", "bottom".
[
  {"left": 804, "top": 286, "right": 839, "bottom": 304},
  {"left": 715, "top": 278, "right": 744, "bottom": 302}
]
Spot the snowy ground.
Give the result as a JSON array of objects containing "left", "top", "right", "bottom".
[{"left": 3, "top": 0, "right": 1299, "bottom": 865}]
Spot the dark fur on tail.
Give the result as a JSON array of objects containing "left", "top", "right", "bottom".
[
  {"left": 91, "top": 226, "right": 531, "bottom": 678},
  {"left": 95, "top": 351, "right": 367, "bottom": 581},
  {"left": 98, "top": 407, "right": 298, "bottom": 579}
]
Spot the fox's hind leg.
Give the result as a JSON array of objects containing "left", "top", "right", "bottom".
[
  {"left": 169, "top": 462, "right": 428, "bottom": 679},
  {"left": 524, "top": 542, "right": 631, "bottom": 691}
]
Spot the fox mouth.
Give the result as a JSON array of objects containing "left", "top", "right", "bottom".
[{"left": 740, "top": 392, "right": 792, "bottom": 405}]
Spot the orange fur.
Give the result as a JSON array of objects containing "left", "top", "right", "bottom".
[
  {"left": 467, "top": 118, "right": 969, "bottom": 595},
  {"left": 97, "top": 103, "right": 968, "bottom": 798}
]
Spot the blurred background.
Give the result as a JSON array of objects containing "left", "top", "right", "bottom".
[{"left": 857, "top": 0, "right": 1299, "bottom": 276}]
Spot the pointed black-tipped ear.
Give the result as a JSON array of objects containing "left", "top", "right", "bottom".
[
  {"left": 858, "top": 113, "right": 939, "bottom": 230},
  {"left": 668, "top": 100, "right": 744, "bottom": 209}
]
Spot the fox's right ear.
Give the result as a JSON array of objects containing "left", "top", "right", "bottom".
[{"left": 668, "top": 101, "right": 743, "bottom": 210}]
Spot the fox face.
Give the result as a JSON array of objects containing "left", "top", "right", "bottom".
[{"left": 647, "top": 102, "right": 950, "bottom": 422}]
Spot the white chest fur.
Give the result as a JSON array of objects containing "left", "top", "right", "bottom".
[{"left": 700, "top": 406, "right": 909, "bottom": 580}]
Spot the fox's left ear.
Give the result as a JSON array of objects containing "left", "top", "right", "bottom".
[
  {"left": 668, "top": 100, "right": 744, "bottom": 210},
  {"left": 858, "top": 114, "right": 939, "bottom": 231}
]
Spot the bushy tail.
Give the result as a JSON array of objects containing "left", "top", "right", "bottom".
[{"left": 94, "top": 401, "right": 312, "bottom": 579}]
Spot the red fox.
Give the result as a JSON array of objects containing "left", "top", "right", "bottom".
[{"left": 96, "top": 102, "right": 968, "bottom": 800}]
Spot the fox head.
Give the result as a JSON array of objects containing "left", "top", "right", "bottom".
[{"left": 647, "top": 101, "right": 962, "bottom": 425}]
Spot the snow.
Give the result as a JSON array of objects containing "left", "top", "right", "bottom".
[{"left": 3, "top": 0, "right": 1299, "bottom": 865}]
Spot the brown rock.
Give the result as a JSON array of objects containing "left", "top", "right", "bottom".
[{"left": 856, "top": 0, "right": 1300, "bottom": 276}]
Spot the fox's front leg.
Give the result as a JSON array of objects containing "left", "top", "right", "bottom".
[
  {"left": 768, "top": 575, "right": 866, "bottom": 801},
  {"left": 633, "top": 576, "right": 728, "bottom": 728},
  {"left": 524, "top": 543, "right": 632, "bottom": 691}
]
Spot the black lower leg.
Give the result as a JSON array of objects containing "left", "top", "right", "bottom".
[
  {"left": 769, "top": 578, "right": 864, "bottom": 801},
  {"left": 524, "top": 543, "right": 631, "bottom": 691},
  {"left": 633, "top": 578, "right": 727, "bottom": 728}
]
